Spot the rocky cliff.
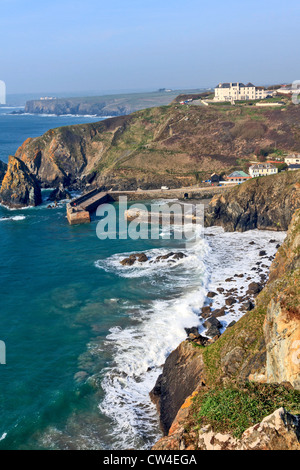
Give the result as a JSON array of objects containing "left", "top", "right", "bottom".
[
  {"left": 152, "top": 202, "right": 300, "bottom": 450},
  {"left": 205, "top": 170, "right": 300, "bottom": 231},
  {"left": 0, "top": 156, "right": 42, "bottom": 208}
]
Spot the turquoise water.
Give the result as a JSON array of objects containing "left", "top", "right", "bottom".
[{"left": 0, "top": 109, "right": 210, "bottom": 449}]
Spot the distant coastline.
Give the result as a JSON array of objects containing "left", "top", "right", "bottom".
[{"left": 22, "top": 88, "right": 206, "bottom": 117}]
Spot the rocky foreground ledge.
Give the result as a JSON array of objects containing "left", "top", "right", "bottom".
[{"left": 152, "top": 192, "right": 300, "bottom": 450}]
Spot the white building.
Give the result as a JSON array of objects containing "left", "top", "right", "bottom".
[
  {"left": 285, "top": 154, "right": 300, "bottom": 165},
  {"left": 249, "top": 163, "right": 278, "bottom": 178},
  {"left": 214, "top": 82, "right": 273, "bottom": 102}
]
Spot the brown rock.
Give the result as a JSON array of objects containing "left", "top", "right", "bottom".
[{"left": 0, "top": 155, "right": 42, "bottom": 208}]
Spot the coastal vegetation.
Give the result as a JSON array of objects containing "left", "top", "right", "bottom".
[
  {"left": 2, "top": 99, "right": 299, "bottom": 204},
  {"left": 192, "top": 382, "right": 300, "bottom": 439}
]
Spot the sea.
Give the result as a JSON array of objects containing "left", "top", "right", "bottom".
[{"left": 0, "top": 107, "right": 286, "bottom": 450}]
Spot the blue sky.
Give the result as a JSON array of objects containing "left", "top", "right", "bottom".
[{"left": 0, "top": 0, "right": 299, "bottom": 94}]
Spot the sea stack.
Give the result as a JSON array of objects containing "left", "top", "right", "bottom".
[{"left": 0, "top": 155, "right": 42, "bottom": 208}]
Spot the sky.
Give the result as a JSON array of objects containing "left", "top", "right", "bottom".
[{"left": 0, "top": 0, "right": 299, "bottom": 95}]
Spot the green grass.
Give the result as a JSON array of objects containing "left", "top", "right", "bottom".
[{"left": 193, "top": 382, "right": 300, "bottom": 439}]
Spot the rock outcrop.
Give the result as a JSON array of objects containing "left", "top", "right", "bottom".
[
  {"left": 0, "top": 155, "right": 42, "bottom": 208},
  {"left": 263, "top": 209, "right": 300, "bottom": 390},
  {"left": 205, "top": 170, "right": 300, "bottom": 231},
  {"left": 47, "top": 183, "right": 71, "bottom": 202},
  {"left": 153, "top": 405, "right": 300, "bottom": 450},
  {"left": 150, "top": 341, "right": 206, "bottom": 435}
]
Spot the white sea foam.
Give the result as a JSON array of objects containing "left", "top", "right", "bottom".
[
  {"left": 0, "top": 215, "right": 26, "bottom": 221},
  {"left": 11, "top": 215, "right": 26, "bottom": 221},
  {"left": 201, "top": 227, "right": 286, "bottom": 332},
  {"left": 96, "top": 226, "right": 286, "bottom": 449},
  {"left": 96, "top": 231, "right": 210, "bottom": 448}
]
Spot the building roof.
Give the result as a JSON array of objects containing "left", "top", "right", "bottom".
[
  {"left": 216, "top": 82, "right": 255, "bottom": 89},
  {"left": 250, "top": 163, "right": 276, "bottom": 170},
  {"left": 288, "top": 164, "right": 300, "bottom": 169},
  {"left": 228, "top": 171, "right": 250, "bottom": 178}
]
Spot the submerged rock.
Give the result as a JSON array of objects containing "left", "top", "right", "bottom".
[
  {"left": 0, "top": 155, "right": 42, "bottom": 208},
  {"left": 120, "top": 253, "right": 148, "bottom": 265},
  {"left": 120, "top": 251, "right": 186, "bottom": 266}
]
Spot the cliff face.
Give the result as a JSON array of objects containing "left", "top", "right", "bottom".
[
  {"left": 0, "top": 156, "right": 42, "bottom": 208},
  {"left": 152, "top": 200, "right": 300, "bottom": 449},
  {"left": 13, "top": 104, "right": 300, "bottom": 191},
  {"left": 150, "top": 341, "right": 206, "bottom": 435},
  {"left": 263, "top": 209, "right": 300, "bottom": 389},
  {"left": 205, "top": 170, "right": 300, "bottom": 231}
]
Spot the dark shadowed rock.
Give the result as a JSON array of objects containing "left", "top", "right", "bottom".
[
  {"left": 120, "top": 252, "right": 148, "bottom": 265},
  {"left": 204, "top": 317, "right": 222, "bottom": 337},
  {"left": 225, "top": 297, "right": 236, "bottom": 306},
  {"left": 211, "top": 307, "right": 226, "bottom": 318},
  {"left": 243, "top": 300, "right": 255, "bottom": 311},
  {"left": 150, "top": 342, "right": 206, "bottom": 435},
  {"left": 207, "top": 291, "right": 217, "bottom": 298},
  {"left": 48, "top": 183, "right": 71, "bottom": 201},
  {"left": 247, "top": 282, "right": 262, "bottom": 295},
  {"left": 201, "top": 306, "right": 212, "bottom": 318}
]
